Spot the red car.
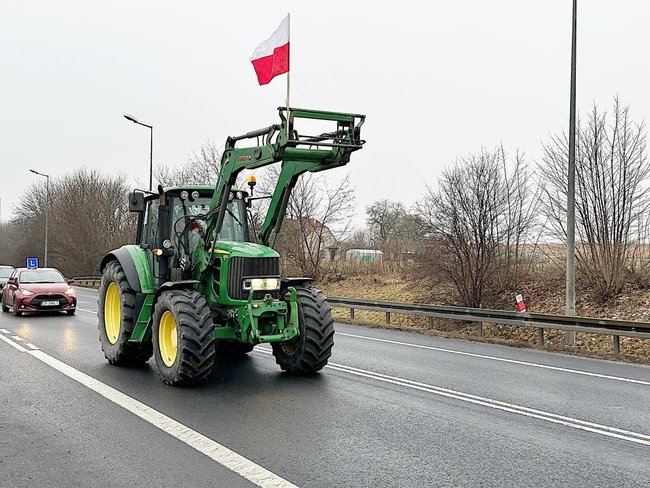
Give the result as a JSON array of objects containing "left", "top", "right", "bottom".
[{"left": 1, "top": 267, "right": 76, "bottom": 316}]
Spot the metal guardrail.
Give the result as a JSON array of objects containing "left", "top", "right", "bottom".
[
  {"left": 327, "top": 297, "right": 650, "bottom": 354},
  {"left": 73, "top": 276, "right": 101, "bottom": 288}
]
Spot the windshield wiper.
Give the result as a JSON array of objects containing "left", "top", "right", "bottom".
[{"left": 225, "top": 206, "right": 243, "bottom": 227}]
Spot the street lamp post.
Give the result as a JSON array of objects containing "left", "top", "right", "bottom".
[
  {"left": 29, "top": 169, "right": 50, "bottom": 267},
  {"left": 565, "top": 0, "right": 578, "bottom": 345},
  {"left": 124, "top": 114, "right": 153, "bottom": 191}
]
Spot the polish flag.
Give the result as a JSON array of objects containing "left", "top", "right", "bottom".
[{"left": 250, "top": 15, "right": 290, "bottom": 85}]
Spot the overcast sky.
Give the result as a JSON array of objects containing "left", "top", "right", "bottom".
[{"left": 1, "top": 0, "right": 649, "bottom": 227}]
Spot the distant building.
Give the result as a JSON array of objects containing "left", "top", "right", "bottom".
[{"left": 345, "top": 249, "right": 383, "bottom": 263}]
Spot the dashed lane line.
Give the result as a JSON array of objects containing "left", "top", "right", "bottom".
[
  {"left": 0, "top": 333, "right": 28, "bottom": 352},
  {"left": 76, "top": 307, "right": 98, "bottom": 314},
  {"left": 0, "top": 328, "right": 11, "bottom": 333},
  {"left": 0, "top": 336, "right": 298, "bottom": 488},
  {"left": 11, "top": 335, "right": 23, "bottom": 341}
]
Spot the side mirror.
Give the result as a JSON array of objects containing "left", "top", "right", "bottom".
[
  {"left": 67, "top": 278, "right": 75, "bottom": 285},
  {"left": 7, "top": 277, "right": 17, "bottom": 285},
  {"left": 129, "top": 191, "right": 145, "bottom": 212}
]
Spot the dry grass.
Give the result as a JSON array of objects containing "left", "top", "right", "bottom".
[{"left": 318, "top": 271, "right": 650, "bottom": 364}]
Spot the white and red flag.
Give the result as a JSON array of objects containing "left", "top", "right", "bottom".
[{"left": 250, "top": 15, "right": 290, "bottom": 86}]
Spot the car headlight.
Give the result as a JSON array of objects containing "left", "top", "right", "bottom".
[
  {"left": 243, "top": 278, "right": 280, "bottom": 291},
  {"left": 64, "top": 287, "right": 76, "bottom": 296},
  {"left": 19, "top": 288, "right": 34, "bottom": 296}
]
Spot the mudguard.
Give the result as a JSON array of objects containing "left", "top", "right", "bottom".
[{"left": 100, "top": 246, "right": 154, "bottom": 294}]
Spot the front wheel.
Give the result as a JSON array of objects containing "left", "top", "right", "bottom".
[
  {"left": 152, "top": 289, "right": 215, "bottom": 386},
  {"left": 98, "top": 260, "right": 152, "bottom": 365},
  {"left": 272, "top": 285, "right": 334, "bottom": 374},
  {"left": 12, "top": 297, "right": 22, "bottom": 317}
]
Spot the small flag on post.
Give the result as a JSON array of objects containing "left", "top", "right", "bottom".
[
  {"left": 516, "top": 294, "right": 526, "bottom": 312},
  {"left": 250, "top": 15, "right": 290, "bottom": 86}
]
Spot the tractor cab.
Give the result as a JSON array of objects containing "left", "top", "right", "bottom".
[{"left": 129, "top": 185, "right": 251, "bottom": 282}]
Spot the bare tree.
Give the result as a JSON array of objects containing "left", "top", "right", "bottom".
[
  {"left": 156, "top": 141, "right": 221, "bottom": 186},
  {"left": 366, "top": 200, "right": 406, "bottom": 251},
  {"left": 261, "top": 170, "right": 355, "bottom": 279},
  {"left": 416, "top": 147, "right": 538, "bottom": 307},
  {"left": 7, "top": 168, "right": 134, "bottom": 276},
  {"left": 539, "top": 98, "right": 649, "bottom": 299}
]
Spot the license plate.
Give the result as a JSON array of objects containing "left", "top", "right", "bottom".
[{"left": 41, "top": 300, "right": 59, "bottom": 306}]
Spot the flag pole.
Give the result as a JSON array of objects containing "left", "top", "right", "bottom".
[{"left": 286, "top": 13, "right": 291, "bottom": 131}]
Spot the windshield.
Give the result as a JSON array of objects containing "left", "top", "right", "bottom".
[
  {"left": 172, "top": 195, "right": 246, "bottom": 242},
  {"left": 20, "top": 270, "right": 66, "bottom": 284},
  {"left": 0, "top": 268, "right": 13, "bottom": 278}
]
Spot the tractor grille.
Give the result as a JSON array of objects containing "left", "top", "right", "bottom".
[{"left": 227, "top": 256, "right": 280, "bottom": 300}]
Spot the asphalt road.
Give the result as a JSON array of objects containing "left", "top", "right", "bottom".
[{"left": 1, "top": 287, "right": 648, "bottom": 487}]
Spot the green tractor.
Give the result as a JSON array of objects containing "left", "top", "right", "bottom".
[{"left": 98, "top": 107, "right": 365, "bottom": 385}]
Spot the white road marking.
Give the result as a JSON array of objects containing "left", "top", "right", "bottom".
[
  {"left": 76, "top": 308, "right": 98, "bottom": 314},
  {"left": 25, "top": 343, "right": 39, "bottom": 350},
  {"left": 11, "top": 335, "right": 23, "bottom": 341},
  {"left": 336, "top": 332, "right": 650, "bottom": 386},
  {"left": 253, "top": 348, "right": 650, "bottom": 446},
  {"left": 0, "top": 334, "right": 28, "bottom": 352},
  {"left": 21, "top": 348, "right": 298, "bottom": 488},
  {"left": 0, "top": 328, "right": 11, "bottom": 333}
]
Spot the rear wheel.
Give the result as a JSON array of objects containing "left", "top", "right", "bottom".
[
  {"left": 152, "top": 289, "right": 215, "bottom": 386},
  {"left": 272, "top": 285, "right": 334, "bottom": 374},
  {"left": 98, "top": 260, "right": 152, "bottom": 365},
  {"left": 66, "top": 309, "right": 76, "bottom": 316},
  {"left": 1, "top": 296, "right": 8, "bottom": 313}
]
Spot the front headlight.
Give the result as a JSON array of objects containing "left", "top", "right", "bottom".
[
  {"left": 64, "top": 287, "right": 76, "bottom": 296},
  {"left": 19, "top": 288, "right": 34, "bottom": 296},
  {"left": 243, "top": 278, "right": 281, "bottom": 291}
]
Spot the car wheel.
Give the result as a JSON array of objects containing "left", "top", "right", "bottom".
[
  {"left": 66, "top": 309, "right": 76, "bottom": 315},
  {"left": 12, "top": 297, "right": 22, "bottom": 317},
  {"left": 1, "top": 296, "right": 8, "bottom": 313}
]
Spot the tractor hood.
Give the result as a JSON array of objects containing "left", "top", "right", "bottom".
[{"left": 214, "top": 241, "right": 280, "bottom": 259}]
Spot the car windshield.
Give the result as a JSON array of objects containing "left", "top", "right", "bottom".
[
  {"left": 20, "top": 270, "right": 66, "bottom": 284},
  {"left": 0, "top": 268, "right": 13, "bottom": 278}
]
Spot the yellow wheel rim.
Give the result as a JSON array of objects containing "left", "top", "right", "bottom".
[
  {"left": 104, "top": 282, "right": 121, "bottom": 344},
  {"left": 158, "top": 311, "right": 178, "bottom": 367}
]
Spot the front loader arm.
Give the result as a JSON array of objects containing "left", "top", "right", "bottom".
[{"left": 204, "top": 107, "right": 366, "bottom": 252}]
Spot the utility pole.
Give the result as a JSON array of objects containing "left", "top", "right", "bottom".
[{"left": 565, "top": 0, "right": 577, "bottom": 345}]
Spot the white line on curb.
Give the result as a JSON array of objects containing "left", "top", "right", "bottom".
[
  {"left": 253, "top": 348, "right": 650, "bottom": 446},
  {"left": 21, "top": 348, "right": 298, "bottom": 488},
  {"left": 336, "top": 332, "right": 650, "bottom": 386}
]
